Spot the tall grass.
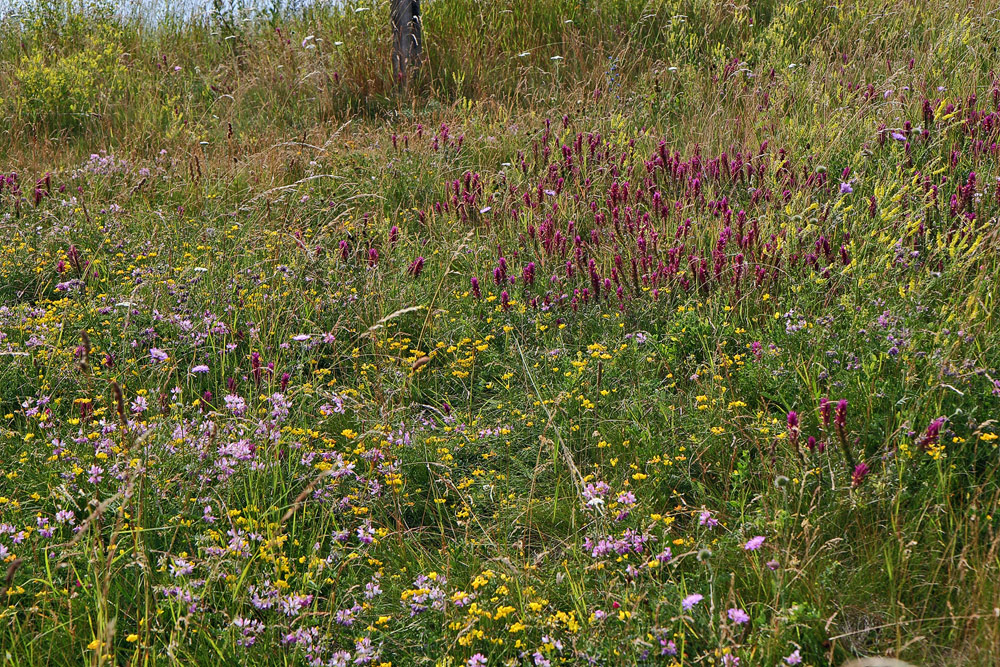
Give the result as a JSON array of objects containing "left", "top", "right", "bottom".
[{"left": 1, "top": 0, "right": 1000, "bottom": 665}]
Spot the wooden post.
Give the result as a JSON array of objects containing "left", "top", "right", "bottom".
[{"left": 391, "top": 0, "right": 421, "bottom": 88}]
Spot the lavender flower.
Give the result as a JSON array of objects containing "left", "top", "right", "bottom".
[
  {"left": 727, "top": 607, "right": 750, "bottom": 624},
  {"left": 681, "top": 593, "right": 703, "bottom": 610},
  {"left": 784, "top": 649, "right": 803, "bottom": 665}
]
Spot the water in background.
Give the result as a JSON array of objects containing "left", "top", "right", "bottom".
[{"left": 0, "top": 0, "right": 338, "bottom": 23}]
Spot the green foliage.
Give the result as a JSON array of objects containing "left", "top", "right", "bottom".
[
  {"left": 6, "top": 1, "right": 128, "bottom": 126},
  {"left": 12, "top": 27, "right": 127, "bottom": 125},
  {"left": 1, "top": 0, "right": 1000, "bottom": 665}
]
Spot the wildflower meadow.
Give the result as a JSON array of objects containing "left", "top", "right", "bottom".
[{"left": 2, "top": 0, "right": 1000, "bottom": 665}]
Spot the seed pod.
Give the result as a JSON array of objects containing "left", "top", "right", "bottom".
[
  {"left": 110, "top": 381, "right": 125, "bottom": 424},
  {"left": 79, "top": 331, "right": 91, "bottom": 375}
]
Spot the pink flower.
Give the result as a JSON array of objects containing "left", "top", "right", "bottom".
[
  {"left": 784, "top": 649, "right": 803, "bottom": 665},
  {"left": 681, "top": 593, "right": 703, "bottom": 610},
  {"left": 744, "top": 536, "right": 765, "bottom": 551},
  {"left": 727, "top": 607, "right": 750, "bottom": 624},
  {"left": 835, "top": 399, "right": 848, "bottom": 429},
  {"left": 852, "top": 462, "right": 870, "bottom": 487}
]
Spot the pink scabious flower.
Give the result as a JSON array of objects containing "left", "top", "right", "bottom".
[
  {"left": 149, "top": 348, "right": 168, "bottom": 363},
  {"left": 681, "top": 593, "right": 703, "bottom": 610},
  {"left": 744, "top": 535, "right": 766, "bottom": 551},
  {"left": 699, "top": 510, "right": 718, "bottom": 527},
  {"left": 784, "top": 649, "right": 803, "bottom": 665},
  {"left": 727, "top": 607, "right": 750, "bottom": 624}
]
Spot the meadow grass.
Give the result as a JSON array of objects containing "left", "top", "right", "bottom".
[{"left": 2, "top": 0, "right": 1000, "bottom": 665}]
